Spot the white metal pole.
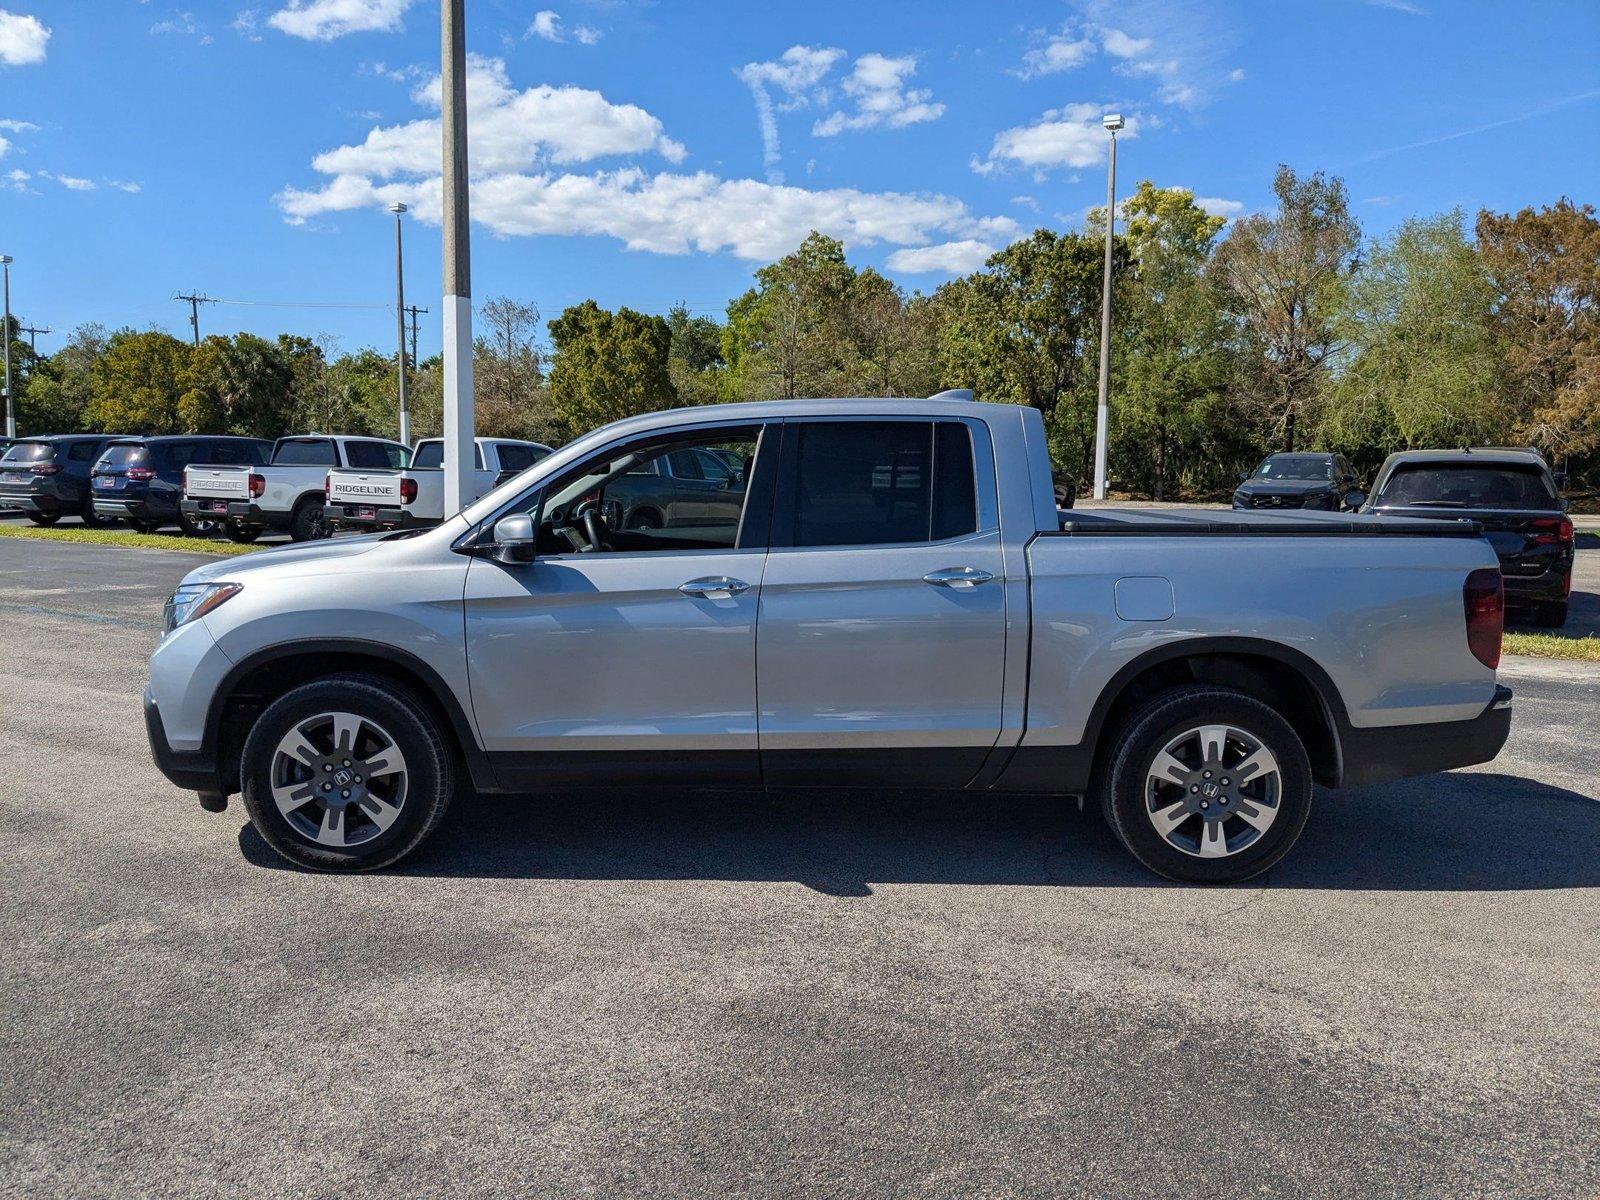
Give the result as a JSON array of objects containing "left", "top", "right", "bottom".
[
  {"left": 392, "top": 205, "right": 410, "bottom": 447},
  {"left": 2, "top": 260, "right": 12, "bottom": 439},
  {"left": 441, "top": 0, "right": 474, "bottom": 516},
  {"left": 1091, "top": 130, "right": 1117, "bottom": 501}
]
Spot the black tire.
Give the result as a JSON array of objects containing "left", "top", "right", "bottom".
[
  {"left": 132, "top": 520, "right": 163, "bottom": 535},
  {"left": 1535, "top": 601, "right": 1568, "bottom": 629},
  {"left": 240, "top": 674, "right": 455, "bottom": 872},
  {"left": 26, "top": 511, "right": 60, "bottom": 526},
  {"left": 79, "top": 499, "right": 115, "bottom": 528},
  {"left": 224, "top": 521, "right": 261, "bottom": 544},
  {"left": 627, "top": 509, "right": 663, "bottom": 531},
  {"left": 1099, "top": 685, "right": 1313, "bottom": 884},
  {"left": 177, "top": 510, "right": 219, "bottom": 538},
  {"left": 288, "top": 497, "right": 327, "bottom": 542}
]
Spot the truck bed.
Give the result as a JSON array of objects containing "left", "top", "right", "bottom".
[{"left": 1054, "top": 507, "right": 1483, "bottom": 538}]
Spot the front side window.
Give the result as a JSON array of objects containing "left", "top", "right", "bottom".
[
  {"left": 495, "top": 443, "right": 546, "bottom": 474},
  {"left": 777, "top": 421, "right": 977, "bottom": 549}
]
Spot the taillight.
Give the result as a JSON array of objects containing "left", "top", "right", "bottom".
[
  {"left": 127, "top": 467, "right": 155, "bottom": 481},
  {"left": 324, "top": 474, "right": 332, "bottom": 499},
  {"left": 31, "top": 462, "right": 60, "bottom": 475},
  {"left": 1463, "top": 568, "right": 1503, "bottom": 670},
  {"left": 1528, "top": 516, "right": 1574, "bottom": 546},
  {"left": 248, "top": 473, "right": 266, "bottom": 499},
  {"left": 400, "top": 477, "right": 418, "bottom": 504}
]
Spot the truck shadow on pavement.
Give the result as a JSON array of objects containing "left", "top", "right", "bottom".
[{"left": 239, "top": 770, "right": 1599, "bottom": 893}]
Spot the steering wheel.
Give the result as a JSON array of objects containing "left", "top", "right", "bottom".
[{"left": 571, "top": 501, "right": 611, "bottom": 553}]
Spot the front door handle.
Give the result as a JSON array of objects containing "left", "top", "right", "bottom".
[
  {"left": 922, "top": 566, "right": 996, "bottom": 588},
  {"left": 679, "top": 576, "right": 751, "bottom": 598}
]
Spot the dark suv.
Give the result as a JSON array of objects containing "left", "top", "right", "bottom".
[
  {"left": 92, "top": 435, "right": 273, "bottom": 534},
  {"left": 1232, "top": 452, "right": 1364, "bottom": 511},
  {"left": 1365, "top": 448, "right": 1574, "bottom": 627},
  {"left": 0, "top": 434, "right": 125, "bottom": 526}
]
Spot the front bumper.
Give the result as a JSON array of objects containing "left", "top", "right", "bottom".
[
  {"left": 1338, "top": 684, "right": 1512, "bottom": 788},
  {"left": 145, "top": 687, "right": 226, "bottom": 794}
]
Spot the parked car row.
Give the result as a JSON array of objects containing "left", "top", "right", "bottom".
[{"left": 1235, "top": 448, "right": 1576, "bottom": 626}]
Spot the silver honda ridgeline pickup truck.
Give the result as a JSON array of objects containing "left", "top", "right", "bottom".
[{"left": 146, "top": 397, "right": 1513, "bottom": 883}]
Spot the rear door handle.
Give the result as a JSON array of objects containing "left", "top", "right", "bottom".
[
  {"left": 922, "top": 566, "right": 996, "bottom": 588},
  {"left": 679, "top": 576, "right": 751, "bottom": 598}
]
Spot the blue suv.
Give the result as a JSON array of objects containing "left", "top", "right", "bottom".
[{"left": 92, "top": 436, "right": 273, "bottom": 534}]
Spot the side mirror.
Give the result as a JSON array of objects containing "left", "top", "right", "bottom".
[
  {"left": 1344, "top": 490, "right": 1367, "bottom": 511},
  {"left": 492, "top": 513, "right": 537, "bottom": 562},
  {"left": 1238, "top": 470, "right": 1251, "bottom": 482},
  {"left": 1552, "top": 468, "right": 1567, "bottom": 490}
]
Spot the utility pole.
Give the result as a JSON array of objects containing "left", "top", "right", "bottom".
[
  {"left": 441, "top": 0, "right": 475, "bottom": 517},
  {"left": 2, "top": 255, "right": 12, "bottom": 438},
  {"left": 20, "top": 324, "right": 50, "bottom": 357},
  {"left": 175, "top": 292, "right": 216, "bottom": 346},
  {"left": 405, "top": 304, "right": 428, "bottom": 373},
  {"left": 1091, "top": 113, "right": 1123, "bottom": 502},
  {"left": 390, "top": 202, "right": 411, "bottom": 446}
]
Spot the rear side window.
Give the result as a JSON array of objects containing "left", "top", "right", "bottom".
[
  {"left": 3, "top": 442, "right": 53, "bottom": 463},
  {"left": 67, "top": 441, "right": 102, "bottom": 463},
  {"left": 495, "top": 444, "right": 546, "bottom": 473},
  {"left": 196, "top": 440, "right": 255, "bottom": 466},
  {"left": 344, "top": 441, "right": 410, "bottom": 469},
  {"left": 409, "top": 442, "right": 483, "bottom": 470},
  {"left": 1378, "top": 464, "right": 1557, "bottom": 510},
  {"left": 778, "top": 421, "right": 978, "bottom": 548},
  {"left": 99, "top": 444, "right": 150, "bottom": 467},
  {"left": 274, "top": 439, "right": 337, "bottom": 466}
]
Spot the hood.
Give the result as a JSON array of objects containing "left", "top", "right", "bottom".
[
  {"left": 1235, "top": 478, "right": 1338, "bottom": 495},
  {"left": 182, "top": 531, "right": 398, "bottom": 585}
]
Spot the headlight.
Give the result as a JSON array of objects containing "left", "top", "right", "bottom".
[{"left": 163, "top": 582, "right": 242, "bottom": 635}]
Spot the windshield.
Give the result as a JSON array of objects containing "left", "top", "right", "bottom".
[
  {"left": 99, "top": 444, "right": 150, "bottom": 467},
  {"left": 1253, "top": 455, "right": 1333, "bottom": 481},
  {"left": 3, "top": 442, "right": 53, "bottom": 463},
  {"left": 1377, "top": 464, "right": 1557, "bottom": 510}
]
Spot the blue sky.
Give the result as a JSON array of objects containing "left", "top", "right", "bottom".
[{"left": 1, "top": 0, "right": 1596, "bottom": 361}]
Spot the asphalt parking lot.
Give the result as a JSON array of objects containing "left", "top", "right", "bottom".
[{"left": 2, "top": 537, "right": 1597, "bottom": 1198}]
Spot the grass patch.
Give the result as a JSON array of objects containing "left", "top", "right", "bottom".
[
  {"left": 0, "top": 522, "right": 260, "bottom": 556},
  {"left": 1503, "top": 630, "right": 1600, "bottom": 662}
]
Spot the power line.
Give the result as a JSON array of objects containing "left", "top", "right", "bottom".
[
  {"left": 19, "top": 324, "right": 50, "bottom": 355},
  {"left": 404, "top": 304, "right": 428, "bottom": 368},
  {"left": 173, "top": 292, "right": 217, "bottom": 346}
]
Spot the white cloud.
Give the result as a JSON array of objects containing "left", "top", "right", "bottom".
[
  {"left": 151, "top": 12, "right": 213, "bottom": 43},
  {"left": 308, "top": 55, "right": 685, "bottom": 178},
  {"left": 1194, "top": 195, "right": 1242, "bottom": 217},
  {"left": 886, "top": 240, "right": 995, "bottom": 275},
  {"left": 0, "top": 9, "right": 50, "bottom": 65},
  {"left": 278, "top": 58, "right": 1018, "bottom": 265},
  {"left": 0, "top": 135, "right": 8, "bottom": 159},
  {"left": 736, "top": 45, "right": 845, "bottom": 184},
  {"left": 528, "top": 10, "right": 600, "bottom": 45},
  {"left": 107, "top": 179, "right": 143, "bottom": 193},
  {"left": 268, "top": 0, "right": 415, "bottom": 41},
  {"left": 1228, "top": 67, "right": 1246, "bottom": 82},
  {"left": 1102, "top": 28, "right": 1153, "bottom": 58},
  {"left": 1019, "top": 27, "right": 1096, "bottom": 78},
  {"left": 0, "top": 117, "right": 36, "bottom": 132},
  {"left": 813, "top": 53, "right": 944, "bottom": 137},
  {"left": 233, "top": 9, "right": 263, "bottom": 40},
  {"left": 39, "top": 170, "right": 95, "bottom": 190},
  {"left": 2, "top": 167, "right": 32, "bottom": 191},
  {"left": 975, "top": 104, "right": 1139, "bottom": 175},
  {"left": 1367, "top": 0, "right": 1426, "bottom": 13}
]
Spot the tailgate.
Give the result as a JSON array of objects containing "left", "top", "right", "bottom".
[
  {"left": 184, "top": 466, "right": 252, "bottom": 499},
  {"left": 327, "top": 469, "right": 404, "bottom": 506}
]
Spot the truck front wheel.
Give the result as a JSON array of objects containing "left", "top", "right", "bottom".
[
  {"left": 240, "top": 674, "right": 455, "bottom": 872},
  {"left": 1100, "top": 685, "right": 1313, "bottom": 884}
]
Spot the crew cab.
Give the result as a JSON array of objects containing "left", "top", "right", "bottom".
[
  {"left": 0, "top": 434, "right": 125, "bottom": 527},
  {"left": 1232, "top": 452, "right": 1364, "bottom": 511},
  {"left": 1365, "top": 448, "right": 1575, "bottom": 627},
  {"left": 92, "top": 435, "right": 273, "bottom": 534},
  {"left": 181, "top": 434, "right": 409, "bottom": 543},
  {"left": 325, "top": 437, "right": 551, "bottom": 532},
  {"left": 146, "top": 397, "right": 1512, "bottom": 884}
]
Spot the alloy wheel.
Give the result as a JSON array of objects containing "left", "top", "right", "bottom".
[
  {"left": 270, "top": 711, "right": 409, "bottom": 848},
  {"left": 1144, "top": 723, "right": 1282, "bottom": 859}
]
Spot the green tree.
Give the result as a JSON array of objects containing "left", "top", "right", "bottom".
[
  {"left": 1323, "top": 211, "right": 1503, "bottom": 457},
  {"left": 666, "top": 303, "right": 726, "bottom": 406},
  {"left": 548, "top": 300, "right": 676, "bottom": 436},
  {"left": 85, "top": 329, "right": 193, "bottom": 433},
  {"left": 845, "top": 268, "right": 938, "bottom": 398},
  {"left": 1476, "top": 198, "right": 1600, "bottom": 457},
  {"left": 934, "top": 229, "right": 1119, "bottom": 478},
  {"left": 180, "top": 332, "right": 295, "bottom": 437},
  {"left": 475, "top": 296, "right": 556, "bottom": 440},
  {"left": 1211, "top": 165, "right": 1361, "bottom": 451},
  {"left": 725, "top": 231, "right": 857, "bottom": 400},
  {"left": 16, "top": 322, "right": 105, "bottom": 434}
]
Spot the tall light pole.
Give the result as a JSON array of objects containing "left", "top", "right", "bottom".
[
  {"left": 2, "top": 255, "right": 13, "bottom": 439},
  {"left": 390, "top": 202, "right": 411, "bottom": 447},
  {"left": 441, "top": 0, "right": 475, "bottom": 516},
  {"left": 1091, "top": 113, "right": 1123, "bottom": 502}
]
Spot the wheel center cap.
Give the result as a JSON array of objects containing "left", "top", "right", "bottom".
[
  {"left": 1200, "top": 781, "right": 1221, "bottom": 799},
  {"left": 333, "top": 767, "right": 354, "bottom": 787}
]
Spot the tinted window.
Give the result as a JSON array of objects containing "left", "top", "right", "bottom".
[
  {"left": 410, "top": 441, "right": 482, "bottom": 470},
  {"left": 162, "top": 442, "right": 198, "bottom": 469},
  {"left": 666, "top": 448, "right": 704, "bottom": 480},
  {"left": 1254, "top": 454, "right": 1333, "bottom": 481},
  {"left": 274, "top": 439, "right": 337, "bottom": 466},
  {"left": 203, "top": 440, "right": 265, "bottom": 466},
  {"left": 67, "top": 441, "right": 102, "bottom": 462},
  {"left": 344, "top": 441, "right": 410, "bottom": 469},
  {"left": 495, "top": 443, "right": 546, "bottom": 473},
  {"left": 3, "top": 442, "right": 53, "bottom": 463},
  {"left": 1378, "top": 464, "right": 1557, "bottom": 510},
  {"left": 782, "top": 421, "right": 978, "bottom": 548},
  {"left": 99, "top": 444, "right": 150, "bottom": 467}
]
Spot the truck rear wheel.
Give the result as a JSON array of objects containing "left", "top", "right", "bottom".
[
  {"left": 240, "top": 674, "right": 455, "bottom": 872},
  {"left": 1099, "top": 685, "right": 1313, "bottom": 884},
  {"left": 289, "top": 497, "right": 328, "bottom": 542},
  {"left": 27, "top": 512, "right": 60, "bottom": 526},
  {"left": 223, "top": 521, "right": 260, "bottom": 544}
]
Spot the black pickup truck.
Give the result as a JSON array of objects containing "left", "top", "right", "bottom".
[{"left": 1365, "top": 448, "right": 1575, "bottom": 627}]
